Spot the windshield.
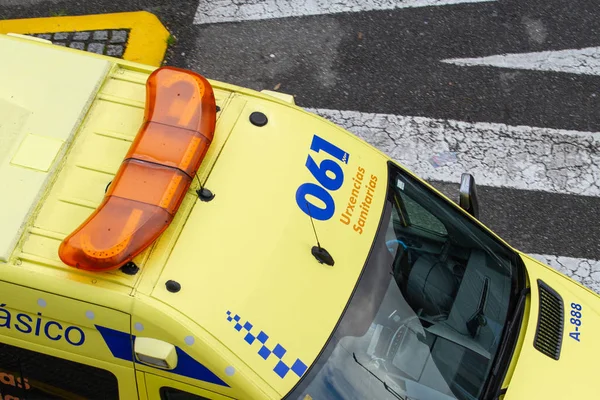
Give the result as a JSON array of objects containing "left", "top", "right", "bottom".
[{"left": 286, "top": 162, "right": 520, "bottom": 400}]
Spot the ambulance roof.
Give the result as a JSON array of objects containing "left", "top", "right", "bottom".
[{"left": 0, "top": 34, "right": 391, "bottom": 397}]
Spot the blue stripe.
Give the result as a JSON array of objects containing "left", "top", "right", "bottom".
[
  {"left": 173, "top": 347, "right": 229, "bottom": 387},
  {"left": 95, "top": 325, "right": 229, "bottom": 387},
  {"left": 95, "top": 325, "right": 133, "bottom": 361}
]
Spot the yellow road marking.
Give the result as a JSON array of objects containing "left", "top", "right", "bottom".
[{"left": 0, "top": 11, "right": 170, "bottom": 66}]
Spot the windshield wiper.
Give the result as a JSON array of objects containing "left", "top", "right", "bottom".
[
  {"left": 487, "top": 287, "right": 530, "bottom": 398},
  {"left": 352, "top": 352, "right": 405, "bottom": 400},
  {"left": 466, "top": 277, "right": 490, "bottom": 338}
]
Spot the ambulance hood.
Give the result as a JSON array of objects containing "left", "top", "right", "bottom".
[
  {"left": 506, "top": 254, "right": 600, "bottom": 399},
  {"left": 150, "top": 96, "right": 389, "bottom": 396}
]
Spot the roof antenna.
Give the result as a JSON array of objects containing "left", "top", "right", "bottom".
[
  {"left": 195, "top": 174, "right": 215, "bottom": 202},
  {"left": 306, "top": 201, "right": 334, "bottom": 266}
]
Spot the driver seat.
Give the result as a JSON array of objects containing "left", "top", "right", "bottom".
[{"left": 404, "top": 255, "right": 458, "bottom": 317}]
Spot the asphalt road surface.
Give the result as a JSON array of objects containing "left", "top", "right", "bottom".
[{"left": 1, "top": 0, "right": 600, "bottom": 290}]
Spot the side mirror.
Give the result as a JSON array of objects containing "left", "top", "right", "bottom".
[
  {"left": 134, "top": 337, "right": 178, "bottom": 369},
  {"left": 459, "top": 173, "right": 479, "bottom": 219}
]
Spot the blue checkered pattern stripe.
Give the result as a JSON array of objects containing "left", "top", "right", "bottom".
[{"left": 226, "top": 311, "right": 308, "bottom": 379}]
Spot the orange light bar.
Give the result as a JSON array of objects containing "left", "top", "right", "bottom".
[{"left": 59, "top": 66, "right": 216, "bottom": 271}]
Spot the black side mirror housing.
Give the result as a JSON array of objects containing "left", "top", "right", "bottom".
[{"left": 459, "top": 173, "right": 479, "bottom": 219}]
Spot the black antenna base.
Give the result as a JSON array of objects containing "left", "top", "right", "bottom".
[
  {"left": 312, "top": 246, "right": 334, "bottom": 266},
  {"left": 119, "top": 261, "right": 139, "bottom": 275},
  {"left": 197, "top": 188, "right": 215, "bottom": 202}
]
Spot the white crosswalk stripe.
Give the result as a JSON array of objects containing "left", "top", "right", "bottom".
[
  {"left": 194, "top": 0, "right": 496, "bottom": 24},
  {"left": 442, "top": 47, "right": 600, "bottom": 76},
  {"left": 308, "top": 108, "right": 600, "bottom": 197},
  {"left": 531, "top": 254, "right": 600, "bottom": 293}
]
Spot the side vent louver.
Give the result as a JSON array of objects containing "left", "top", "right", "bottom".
[{"left": 533, "top": 280, "right": 564, "bottom": 360}]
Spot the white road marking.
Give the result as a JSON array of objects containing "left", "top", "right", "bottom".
[
  {"left": 194, "top": 0, "right": 496, "bottom": 25},
  {"left": 307, "top": 108, "right": 600, "bottom": 197},
  {"left": 442, "top": 47, "right": 600, "bottom": 76},
  {"left": 531, "top": 254, "right": 600, "bottom": 294}
]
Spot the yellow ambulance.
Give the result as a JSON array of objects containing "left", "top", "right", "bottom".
[{"left": 0, "top": 32, "right": 597, "bottom": 400}]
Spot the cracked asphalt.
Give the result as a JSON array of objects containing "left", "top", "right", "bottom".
[
  {"left": 533, "top": 254, "right": 600, "bottom": 293},
  {"left": 312, "top": 109, "right": 600, "bottom": 197},
  {"left": 1, "top": 0, "right": 600, "bottom": 271}
]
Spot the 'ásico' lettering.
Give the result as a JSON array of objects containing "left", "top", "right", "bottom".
[{"left": 0, "top": 304, "right": 85, "bottom": 346}]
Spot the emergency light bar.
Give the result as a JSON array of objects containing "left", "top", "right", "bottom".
[{"left": 59, "top": 66, "right": 216, "bottom": 271}]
